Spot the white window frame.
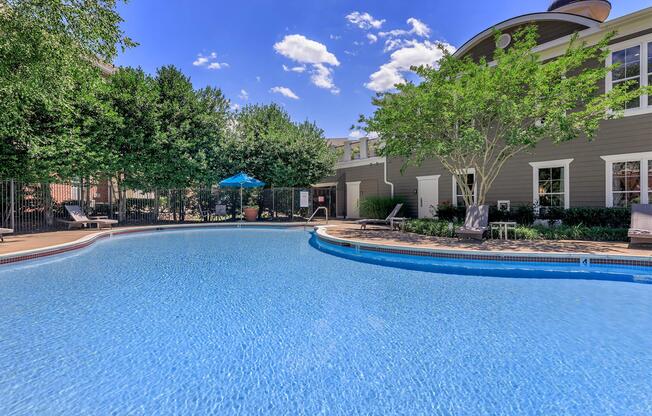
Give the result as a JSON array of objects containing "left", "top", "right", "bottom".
[
  {"left": 601, "top": 151, "right": 652, "bottom": 207},
  {"left": 606, "top": 33, "right": 652, "bottom": 116},
  {"left": 452, "top": 168, "right": 476, "bottom": 207},
  {"left": 529, "top": 159, "right": 573, "bottom": 209}
]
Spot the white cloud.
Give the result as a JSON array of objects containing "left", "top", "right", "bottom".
[
  {"left": 274, "top": 34, "right": 340, "bottom": 93},
  {"left": 329, "top": 34, "right": 341, "bottom": 40},
  {"left": 311, "top": 64, "right": 339, "bottom": 95},
  {"left": 379, "top": 17, "right": 431, "bottom": 39},
  {"left": 283, "top": 64, "right": 307, "bottom": 73},
  {"left": 238, "top": 89, "right": 248, "bottom": 100},
  {"left": 256, "top": 76, "right": 261, "bottom": 82},
  {"left": 365, "top": 41, "right": 455, "bottom": 92},
  {"left": 270, "top": 86, "right": 299, "bottom": 100},
  {"left": 231, "top": 103, "right": 241, "bottom": 111},
  {"left": 407, "top": 17, "right": 431, "bottom": 37},
  {"left": 346, "top": 11, "right": 385, "bottom": 30},
  {"left": 367, "top": 33, "right": 378, "bottom": 44},
  {"left": 274, "top": 34, "right": 339, "bottom": 66},
  {"left": 349, "top": 130, "right": 364, "bottom": 139},
  {"left": 193, "top": 51, "right": 228, "bottom": 69},
  {"left": 207, "top": 62, "right": 229, "bottom": 70}
]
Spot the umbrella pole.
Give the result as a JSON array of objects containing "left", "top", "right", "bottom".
[{"left": 240, "top": 185, "right": 243, "bottom": 222}]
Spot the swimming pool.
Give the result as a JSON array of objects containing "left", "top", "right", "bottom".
[{"left": 1, "top": 228, "right": 651, "bottom": 414}]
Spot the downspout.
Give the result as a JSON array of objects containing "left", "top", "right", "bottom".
[{"left": 382, "top": 157, "right": 394, "bottom": 198}]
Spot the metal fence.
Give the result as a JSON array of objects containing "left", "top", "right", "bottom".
[{"left": 0, "top": 179, "right": 317, "bottom": 234}]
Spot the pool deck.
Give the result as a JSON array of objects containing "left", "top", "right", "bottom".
[{"left": 318, "top": 224, "right": 652, "bottom": 259}]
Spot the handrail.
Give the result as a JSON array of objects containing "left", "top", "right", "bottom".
[{"left": 307, "top": 206, "right": 328, "bottom": 224}]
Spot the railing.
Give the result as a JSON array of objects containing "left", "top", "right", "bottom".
[
  {"left": 307, "top": 207, "right": 328, "bottom": 224},
  {"left": 0, "top": 179, "right": 316, "bottom": 234}
]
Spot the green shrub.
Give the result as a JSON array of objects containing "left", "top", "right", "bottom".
[
  {"left": 405, "top": 220, "right": 627, "bottom": 242},
  {"left": 359, "top": 196, "right": 405, "bottom": 219},
  {"left": 562, "top": 207, "right": 630, "bottom": 228},
  {"left": 436, "top": 203, "right": 466, "bottom": 222},
  {"left": 514, "top": 225, "right": 627, "bottom": 242},
  {"left": 404, "top": 219, "right": 458, "bottom": 237}
]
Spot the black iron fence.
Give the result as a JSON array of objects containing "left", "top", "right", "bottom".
[{"left": 0, "top": 179, "right": 317, "bottom": 234}]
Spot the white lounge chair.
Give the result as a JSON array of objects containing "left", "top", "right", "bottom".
[
  {"left": 456, "top": 205, "right": 489, "bottom": 240},
  {"left": 628, "top": 204, "right": 652, "bottom": 246},
  {"left": 358, "top": 203, "right": 404, "bottom": 230},
  {"left": 58, "top": 205, "right": 118, "bottom": 229},
  {"left": 0, "top": 227, "right": 13, "bottom": 242}
]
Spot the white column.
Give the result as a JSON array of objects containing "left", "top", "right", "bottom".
[{"left": 359, "top": 137, "right": 368, "bottom": 159}]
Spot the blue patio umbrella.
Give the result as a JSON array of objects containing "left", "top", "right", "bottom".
[{"left": 219, "top": 173, "right": 266, "bottom": 220}]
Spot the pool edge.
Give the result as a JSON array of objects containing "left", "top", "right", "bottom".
[{"left": 313, "top": 226, "right": 652, "bottom": 269}]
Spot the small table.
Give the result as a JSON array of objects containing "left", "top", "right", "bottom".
[
  {"left": 490, "top": 221, "right": 517, "bottom": 240},
  {"left": 391, "top": 217, "right": 408, "bottom": 232}
]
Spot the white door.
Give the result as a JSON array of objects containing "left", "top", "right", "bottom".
[
  {"left": 346, "top": 181, "right": 361, "bottom": 218},
  {"left": 417, "top": 175, "right": 440, "bottom": 218}
]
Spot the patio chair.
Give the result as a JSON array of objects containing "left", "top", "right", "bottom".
[
  {"left": 58, "top": 205, "right": 118, "bottom": 230},
  {"left": 628, "top": 204, "right": 652, "bottom": 246},
  {"left": 0, "top": 227, "right": 13, "bottom": 242},
  {"left": 358, "top": 203, "right": 404, "bottom": 230},
  {"left": 456, "top": 205, "right": 489, "bottom": 240}
]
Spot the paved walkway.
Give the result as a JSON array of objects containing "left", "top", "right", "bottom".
[{"left": 324, "top": 224, "right": 652, "bottom": 258}]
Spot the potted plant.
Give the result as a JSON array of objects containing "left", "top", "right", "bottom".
[{"left": 243, "top": 205, "right": 258, "bottom": 222}]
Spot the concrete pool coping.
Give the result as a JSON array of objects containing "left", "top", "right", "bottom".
[
  {"left": 0, "top": 222, "right": 317, "bottom": 266},
  {"left": 314, "top": 225, "right": 652, "bottom": 268}
]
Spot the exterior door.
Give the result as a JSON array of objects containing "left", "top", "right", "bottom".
[
  {"left": 346, "top": 181, "right": 361, "bottom": 219},
  {"left": 417, "top": 175, "right": 440, "bottom": 218}
]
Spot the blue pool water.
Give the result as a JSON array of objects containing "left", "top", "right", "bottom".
[{"left": 1, "top": 228, "right": 651, "bottom": 415}]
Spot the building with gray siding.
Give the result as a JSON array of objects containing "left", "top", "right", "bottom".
[{"left": 315, "top": 2, "right": 652, "bottom": 219}]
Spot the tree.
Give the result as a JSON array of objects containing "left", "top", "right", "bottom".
[
  {"left": 90, "top": 67, "right": 160, "bottom": 221},
  {"left": 152, "top": 66, "right": 229, "bottom": 190},
  {"left": 218, "top": 104, "right": 336, "bottom": 187},
  {"left": 0, "top": 0, "right": 134, "bottom": 180},
  {"left": 361, "top": 27, "right": 649, "bottom": 206}
]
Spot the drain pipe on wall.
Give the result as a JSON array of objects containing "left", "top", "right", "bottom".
[{"left": 382, "top": 157, "right": 394, "bottom": 198}]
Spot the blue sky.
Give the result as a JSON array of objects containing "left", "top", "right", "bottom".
[{"left": 115, "top": 0, "right": 644, "bottom": 138}]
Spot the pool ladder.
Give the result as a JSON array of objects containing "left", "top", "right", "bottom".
[{"left": 306, "top": 207, "right": 328, "bottom": 226}]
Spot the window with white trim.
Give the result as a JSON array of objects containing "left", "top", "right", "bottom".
[
  {"left": 529, "top": 159, "right": 573, "bottom": 210},
  {"left": 611, "top": 45, "right": 641, "bottom": 109},
  {"left": 612, "top": 161, "right": 641, "bottom": 207},
  {"left": 452, "top": 169, "right": 476, "bottom": 207},
  {"left": 601, "top": 152, "right": 652, "bottom": 207},
  {"left": 648, "top": 160, "right": 652, "bottom": 204},
  {"left": 607, "top": 35, "right": 652, "bottom": 113},
  {"left": 537, "top": 167, "right": 565, "bottom": 208}
]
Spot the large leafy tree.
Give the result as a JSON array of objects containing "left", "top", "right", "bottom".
[
  {"left": 219, "top": 104, "right": 336, "bottom": 187},
  {"left": 151, "top": 66, "right": 229, "bottom": 190},
  {"left": 361, "top": 27, "right": 648, "bottom": 206},
  {"left": 0, "top": 0, "right": 134, "bottom": 180}
]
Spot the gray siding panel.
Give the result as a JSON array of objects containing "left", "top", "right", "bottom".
[
  {"left": 330, "top": 164, "right": 391, "bottom": 217},
  {"left": 386, "top": 113, "right": 652, "bottom": 215}
]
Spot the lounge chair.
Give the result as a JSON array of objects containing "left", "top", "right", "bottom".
[
  {"left": 628, "top": 204, "right": 652, "bottom": 246},
  {"left": 0, "top": 228, "right": 13, "bottom": 242},
  {"left": 358, "top": 203, "right": 404, "bottom": 230},
  {"left": 58, "top": 205, "right": 118, "bottom": 230},
  {"left": 456, "top": 205, "right": 489, "bottom": 240}
]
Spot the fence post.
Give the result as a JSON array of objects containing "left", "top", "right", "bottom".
[
  {"left": 9, "top": 179, "right": 15, "bottom": 231},
  {"left": 291, "top": 187, "right": 295, "bottom": 221}
]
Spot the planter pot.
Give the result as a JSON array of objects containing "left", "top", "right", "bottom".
[{"left": 243, "top": 207, "right": 258, "bottom": 222}]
